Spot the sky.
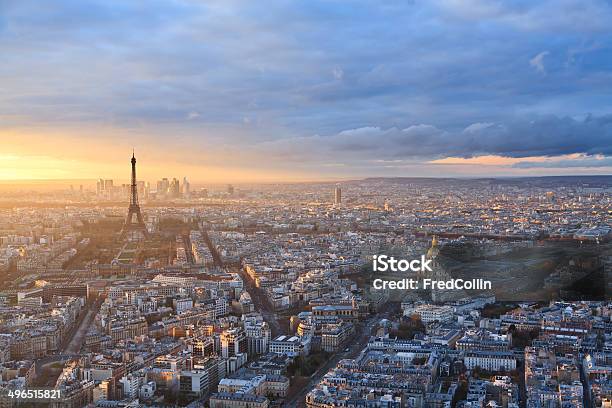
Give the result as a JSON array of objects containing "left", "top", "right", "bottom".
[{"left": 1, "top": 0, "right": 612, "bottom": 183}]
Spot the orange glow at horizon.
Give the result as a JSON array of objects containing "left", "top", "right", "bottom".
[
  {"left": 0, "top": 128, "right": 319, "bottom": 184},
  {"left": 2, "top": 126, "right": 610, "bottom": 184},
  {"left": 0, "top": 151, "right": 321, "bottom": 184},
  {"left": 428, "top": 154, "right": 585, "bottom": 166}
]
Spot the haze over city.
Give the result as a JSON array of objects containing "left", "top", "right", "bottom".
[{"left": 2, "top": 0, "right": 612, "bottom": 182}]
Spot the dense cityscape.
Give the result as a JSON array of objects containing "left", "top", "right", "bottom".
[
  {"left": 3, "top": 0, "right": 612, "bottom": 406},
  {"left": 0, "top": 155, "right": 610, "bottom": 407}
]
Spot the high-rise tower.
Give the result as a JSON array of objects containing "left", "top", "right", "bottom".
[{"left": 120, "top": 151, "right": 148, "bottom": 240}]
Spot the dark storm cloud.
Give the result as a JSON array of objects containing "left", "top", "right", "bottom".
[{"left": 256, "top": 114, "right": 612, "bottom": 161}]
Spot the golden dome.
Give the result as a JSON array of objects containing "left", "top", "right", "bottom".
[{"left": 427, "top": 236, "right": 439, "bottom": 259}]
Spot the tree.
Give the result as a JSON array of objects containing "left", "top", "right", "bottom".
[{"left": 391, "top": 315, "right": 425, "bottom": 339}]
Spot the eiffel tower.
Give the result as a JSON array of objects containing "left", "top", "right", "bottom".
[{"left": 120, "top": 151, "right": 148, "bottom": 240}]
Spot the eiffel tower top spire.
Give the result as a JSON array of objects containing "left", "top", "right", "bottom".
[{"left": 130, "top": 150, "right": 138, "bottom": 206}]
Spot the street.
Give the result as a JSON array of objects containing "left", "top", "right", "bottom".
[
  {"left": 234, "top": 265, "right": 282, "bottom": 337},
  {"left": 284, "top": 315, "right": 380, "bottom": 408}
]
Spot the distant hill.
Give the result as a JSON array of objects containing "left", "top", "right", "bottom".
[{"left": 357, "top": 175, "right": 612, "bottom": 188}]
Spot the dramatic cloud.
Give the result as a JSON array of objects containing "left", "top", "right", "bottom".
[
  {"left": 1, "top": 0, "right": 612, "bottom": 177},
  {"left": 254, "top": 114, "right": 612, "bottom": 162}
]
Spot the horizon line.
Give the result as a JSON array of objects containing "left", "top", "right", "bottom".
[{"left": 0, "top": 174, "right": 611, "bottom": 185}]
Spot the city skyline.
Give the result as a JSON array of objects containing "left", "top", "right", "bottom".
[
  {"left": 1, "top": 2, "right": 611, "bottom": 407},
  {"left": 2, "top": 0, "right": 612, "bottom": 182},
  {"left": 1, "top": 173, "right": 609, "bottom": 406}
]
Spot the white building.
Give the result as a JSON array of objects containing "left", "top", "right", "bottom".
[
  {"left": 245, "top": 321, "right": 271, "bottom": 357},
  {"left": 173, "top": 297, "right": 194, "bottom": 313},
  {"left": 179, "top": 370, "right": 209, "bottom": 397},
  {"left": 464, "top": 351, "right": 517, "bottom": 372},
  {"left": 118, "top": 373, "right": 144, "bottom": 399},
  {"left": 405, "top": 304, "right": 454, "bottom": 324},
  {"left": 269, "top": 335, "right": 309, "bottom": 357}
]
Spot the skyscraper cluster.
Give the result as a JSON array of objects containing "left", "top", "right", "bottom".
[
  {"left": 96, "top": 179, "right": 115, "bottom": 198},
  {"left": 94, "top": 176, "right": 190, "bottom": 201},
  {"left": 156, "top": 177, "right": 190, "bottom": 199}
]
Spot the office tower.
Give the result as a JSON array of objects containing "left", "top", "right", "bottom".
[
  {"left": 182, "top": 177, "right": 190, "bottom": 198},
  {"left": 334, "top": 186, "right": 342, "bottom": 205},
  {"left": 96, "top": 178, "right": 104, "bottom": 196},
  {"left": 104, "top": 179, "right": 114, "bottom": 199},
  {"left": 137, "top": 180, "right": 145, "bottom": 200},
  {"left": 227, "top": 184, "right": 234, "bottom": 195},
  {"left": 121, "top": 183, "right": 130, "bottom": 199},
  {"left": 170, "top": 178, "right": 180, "bottom": 198},
  {"left": 120, "top": 151, "right": 148, "bottom": 240},
  {"left": 156, "top": 178, "right": 170, "bottom": 196}
]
